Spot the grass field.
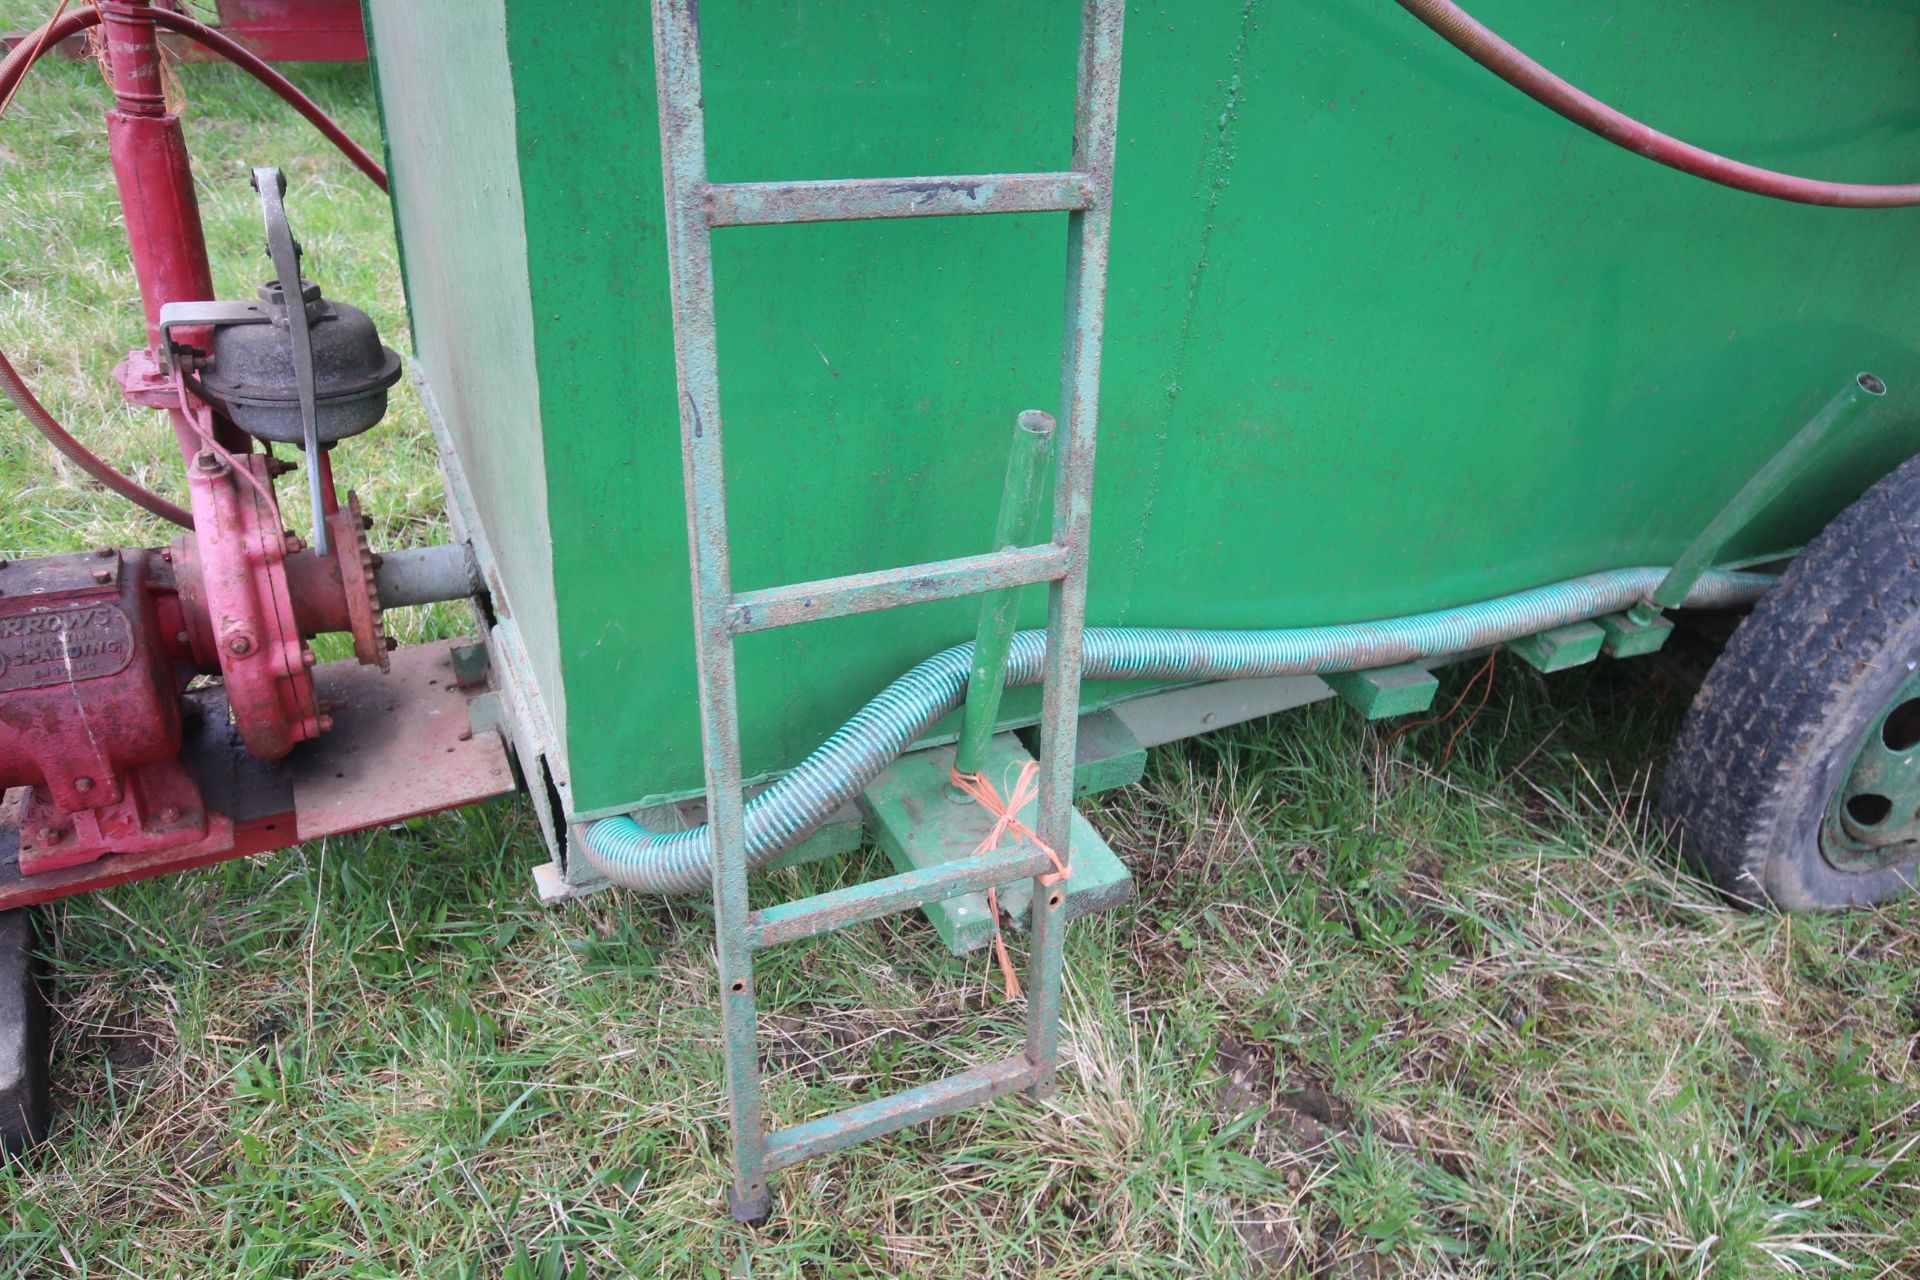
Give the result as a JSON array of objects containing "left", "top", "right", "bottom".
[{"left": 2, "top": 28, "right": 1918, "bottom": 1280}]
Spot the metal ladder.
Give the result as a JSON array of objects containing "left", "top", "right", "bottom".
[{"left": 648, "top": 0, "right": 1125, "bottom": 1222}]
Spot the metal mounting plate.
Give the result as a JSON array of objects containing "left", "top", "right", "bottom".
[
  {"left": 291, "top": 638, "right": 515, "bottom": 840},
  {"left": 0, "top": 639, "right": 515, "bottom": 911}
]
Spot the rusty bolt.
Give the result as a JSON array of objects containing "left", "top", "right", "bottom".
[
  {"left": 72, "top": 776, "right": 93, "bottom": 793},
  {"left": 316, "top": 714, "right": 335, "bottom": 733},
  {"left": 159, "top": 547, "right": 173, "bottom": 563},
  {"left": 175, "top": 630, "right": 190, "bottom": 646},
  {"left": 192, "top": 449, "right": 223, "bottom": 474},
  {"left": 384, "top": 636, "right": 398, "bottom": 652},
  {"left": 457, "top": 728, "right": 473, "bottom": 742},
  {"left": 37, "top": 828, "right": 64, "bottom": 845},
  {"left": 157, "top": 806, "right": 182, "bottom": 824},
  {"left": 95, "top": 545, "right": 114, "bottom": 558},
  {"left": 361, "top": 514, "right": 374, "bottom": 531},
  {"left": 264, "top": 456, "right": 296, "bottom": 477},
  {"left": 92, "top": 568, "right": 112, "bottom": 584},
  {"left": 300, "top": 647, "right": 317, "bottom": 668},
  {"left": 227, "top": 634, "right": 255, "bottom": 657},
  {"left": 283, "top": 533, "right": 304, "bottom": 554}
]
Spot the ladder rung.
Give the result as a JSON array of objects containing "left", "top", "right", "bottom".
[
  {"left": 729, "top": 543, "right": 1068, "bottom": 634},
  {"left": 707, "top": 172, "right": 1094, "bottom": 227},
  {"left": 748, "top": 844, "right": 1049, "bottom": 950},
  {"left": 764, "top": 1055, "right": 1038, "bottom": 1172}
]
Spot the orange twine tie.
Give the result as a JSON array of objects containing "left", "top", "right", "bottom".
[{"left": 947, "top": 759, "right": 1072, "bottom": 1001}]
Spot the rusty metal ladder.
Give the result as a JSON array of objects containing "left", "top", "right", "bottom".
[{"left": 648, "top": 0, "right": 1125, "bottom": 1221}]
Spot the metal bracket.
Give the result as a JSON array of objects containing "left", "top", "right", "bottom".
[
  {"left": 251, "top": 165, "right": 329, "bottom": 556},
  {"left": 155, "top": 299, "right": 272, "bottom": 373},
  {"left": 1631, "top": 371, "right": 1888, "bottom": 625}
]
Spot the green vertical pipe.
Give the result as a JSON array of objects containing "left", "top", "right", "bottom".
[
  {"left": 1632, "top": 372, "right": 1888, "bottom": 623},
  {"left": 953, "top": 409, "right": 1056, "bottom": 779}
]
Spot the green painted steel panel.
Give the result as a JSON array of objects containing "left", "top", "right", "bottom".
[
  {"left": 363, "top": 0, "right": 566, "bottom": 742},
  {"left": 367, "top": 0, "right": 1920, "bottom": 818}
]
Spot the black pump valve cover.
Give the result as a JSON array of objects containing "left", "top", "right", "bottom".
[{"left": 198, "top": 277, "right": 402, "bottom": 446}]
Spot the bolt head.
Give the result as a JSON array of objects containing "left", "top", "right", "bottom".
[
  {"left": 316, "top": 714, "right": 335, "bottom": 733},
  {"left": 301, "top": 648, "right": 317, "bottom": 668},
  {"left": 72, "top": 776, "right": 93, "bottom": 793},
  {"left": 94, "top": 545, "right": 114, "bottom": 559},
  {"left": 37, "top": 827, "right": 63, "bottom": 845},
  {"left": 157, "top": 806, "right": 182, "bottom": 824},
  {"left": 92, "top": 568, "right": 112, "bottom": 584},
  {"left": 193, "top": 450, "right": 225, "bottom": 475},
  {"left": 226, "top": 634, "right": 254, "bottom": 656}
]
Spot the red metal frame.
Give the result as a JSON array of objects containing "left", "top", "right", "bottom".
[
  {"left": 167, "top": 0, "right": 367, "bottom": 64},
  {"left": 4, "top": 0, "right": 368, "bottom": 63},
  {"left": 102, "top": 1, "right": 250, "bottom": 453}
]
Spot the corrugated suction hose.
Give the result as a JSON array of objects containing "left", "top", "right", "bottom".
[{"left": 583, "top": 567, "right": 1772, "bottom": 895}]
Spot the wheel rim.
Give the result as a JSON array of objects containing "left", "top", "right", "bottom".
[{"left": 1822, "top": 665, "right": 1920, "bottom": 873}]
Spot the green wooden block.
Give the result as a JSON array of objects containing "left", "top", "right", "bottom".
[
  {"left": 764, "top": 805, "right": 865, "bottom": 871},
  {"left": 861, "top": 733, "right": 1133, "bottom": 956},
  {"left": 1016, "top": 707, "right": 1146, "bottom": 798},
  {"left": 1510, "top": 620, "right": 1606, "bottom": 672},
  {"left": 1323, "top": 662, "right": 1439, "bottom": 719},
  {"left": 1595, "top": 611, "right": 1674, "bottom": 658}
]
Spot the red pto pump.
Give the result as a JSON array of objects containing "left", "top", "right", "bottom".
[
  {"left": 0, "top": 1, "right": 514, "bottom": 1152},
  {"left": 0, "top": 160, "right": 493, "bottom": 879},
  {"left": 3, "top": 168, "right": 409, "bottom": 878}
]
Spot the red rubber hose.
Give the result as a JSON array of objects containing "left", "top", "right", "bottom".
[
  {"left": 146, "top": 6, "right": 388, "bottom": 192},
  {"left": 0, "top": 6, "right": 386, "bottom": 190},
  {"left": 0, "top": 346, "right": 193, "bottom": 527},
  {"left": 0, "top": 7, "right": 92, "bottom": 116},
  {"left": 1395, "top": 0, "right": 1920, "bottom": 209},
  {"left": 0, "top": 2, "right": 388, "bottom": 530}
]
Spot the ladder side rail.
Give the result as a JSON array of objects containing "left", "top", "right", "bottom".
[
  {"left": 1025, "top": 0, "right": 1126, "bottom": 1098},
  {"left": 651, "top": 0, "right": 770, "bottom": 1221}
]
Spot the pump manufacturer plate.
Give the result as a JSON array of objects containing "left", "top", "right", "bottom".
[{"left": 0, "top": 552, "right": 133, "bottom": 692}]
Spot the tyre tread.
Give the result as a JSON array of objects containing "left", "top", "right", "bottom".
[{"left": 1663, "top": 454, "right": 1920, "bottom": 908}]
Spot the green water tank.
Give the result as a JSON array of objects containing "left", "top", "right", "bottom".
[{"left": 362, "top": 0, "right": 1920, "bottom": 850}]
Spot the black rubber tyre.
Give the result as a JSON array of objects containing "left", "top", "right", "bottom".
[
  {"left": 0, "top": 906, "right": 51, "bottom": 1156},
  {"left": 1662, "top": 455, "right": 1920, "bottom": 910}
]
